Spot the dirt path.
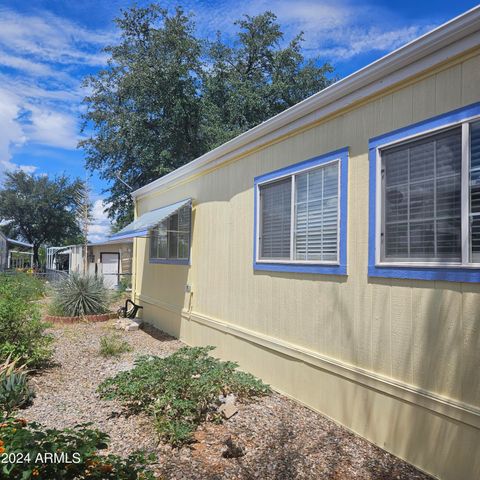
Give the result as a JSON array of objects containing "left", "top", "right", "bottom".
[{"left": 23, "top": 321, "right": 433, "bottom": 480}]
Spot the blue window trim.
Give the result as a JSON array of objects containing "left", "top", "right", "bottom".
[
  {"left": 368, "top": 101, "right": 480, "bottom": 282},
  {"left": 253, "top": 147, "right": 348, "bottom": 275}
]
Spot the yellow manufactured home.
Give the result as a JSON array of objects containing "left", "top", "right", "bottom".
[{"left": 110, "top": 7, "right": 480, "bottom": 479}]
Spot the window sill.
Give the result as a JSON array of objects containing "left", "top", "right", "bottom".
[
  {"left": 369, "top": 264, "right": 480, "bottom": 282},
  {"left": 254, "top": 261, "right": 347, "bottom": 275},
  {"left": 149, "top": 258, "right": 190, "bottom": 265}
]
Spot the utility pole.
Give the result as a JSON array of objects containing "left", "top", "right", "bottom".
[{"left": 76, "top": 176, "right": 91, "bottom": 275}]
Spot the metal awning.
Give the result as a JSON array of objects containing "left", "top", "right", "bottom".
[
  {"left": 7, "top": 238, "right": 33, "bottom": 249},
  {"left": 109, "top": 198, "right": 191, "bottom": 241}
]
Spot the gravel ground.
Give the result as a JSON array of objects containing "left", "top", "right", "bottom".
[{"left": 23, "top": 321, "right": 433, "bottom": 480}]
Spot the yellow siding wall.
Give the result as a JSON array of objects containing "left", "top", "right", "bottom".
[{"left": 134, "top": 50, "right": 480, "bottom": 480}]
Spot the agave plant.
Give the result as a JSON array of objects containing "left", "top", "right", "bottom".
[
  {"left": 0, "top": 355, "right": 34, "bottom": 415},
  {"left": 52, "top": 273, "right": 111, "bottom": 317}
]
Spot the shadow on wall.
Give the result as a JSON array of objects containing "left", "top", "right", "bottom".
[
  {"left": 137, "top": 209, "right": 195, "bottom": 339},
  {"left": 358, "top": 276, "right": 480, "bottom": 479},
  {"left": 253, "top": 270, "right": 348, "bottom": 284}
]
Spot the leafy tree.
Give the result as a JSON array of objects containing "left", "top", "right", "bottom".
[
  {"left": 0, "top": 171, "right": 85, "bottom": 265},
  {"left": 202, "top": 12, "right": 334, "bottom": 147},
  {"left": 81, "top": 4, "right": 335, "bottom": 227},
  {"left": 81, "top": 5, "right": 204, "bottom": 228}
]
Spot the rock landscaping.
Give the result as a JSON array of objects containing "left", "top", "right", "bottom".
[
  {"left": 20, "top": 319, "right": 434, "bottom": 480},
  {"left": 115, "top": 317, "right": 143, "bottom": 331}
]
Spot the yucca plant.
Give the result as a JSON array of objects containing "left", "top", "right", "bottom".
[
  {"left": 52, "top": 273, "right": 111, "bottom": 317},
  {"left": 0, "top": 355, "right": 34, "bottom": 415}
]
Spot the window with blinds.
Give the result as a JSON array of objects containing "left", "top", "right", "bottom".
[
  {"left": 260, "top": 178, "right": 292, "bottom": 259},
  {"left": 258, "top": 161, "right": 339, "bottom": 263},
  {"left": 471, "top": 121, "right": 480, "bottom": 263},
  {"left": 380, "top": 119, "right": 480, "bottom": 266},
  {"left": 150, "top": 204, "right": 191, "bottom": 261},
  {"left": 295, "top": 163, "right": 338, "bottom": 261},
  {"left": 382, "top": 127, "right": 462, "bottom": 262}
]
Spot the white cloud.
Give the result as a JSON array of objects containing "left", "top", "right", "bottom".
[
  {"left": 314, "top": 25, "right": 431, "bottom": 60},
  {"left": 0, "top": 7, "right": 113, "bottom": 68},
  {"left": 0, "top": 74, "right": 81, "bottom": 102},
  {"left": 27, "top": 107, "right": 80, "bottom": 150},
  {"left": 88, "top": 199, "right": 112, "bottom": 242},
  {"left": 189, "top": 0, "right": 436, "bottom": 61},
  {"left": 0, "top": 7, "right": 114, "bottom": 176},
  {"left": 0, "top": 88, "right": 36, "bottom": 179},
  {"left": 0, "top": 52, "right": 56, "bottom": 77}
]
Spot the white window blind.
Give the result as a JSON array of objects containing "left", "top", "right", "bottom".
[
  {"left": 295, "top": 163, "right": 338, "bottom": 261},
  {"left": 150, "top": 204, "right": 191, "bottom": 261},
  {"left": 260, "top": 178, "right": 292, "bottom": 259},
  {"left": 258, "top": 160, "right": 340, "bottom": 264},
  {"left": 471, "top": 121, "right": 480, "bottom": 263},
  {"left": 382, "top": 127, "right": 462, "bottom": 262}
]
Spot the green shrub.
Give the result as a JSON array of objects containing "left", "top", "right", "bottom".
[
  {"left": 45, "top": 300, "right": 65, "bottom": 316},
  {"left": 98, "top": 346, "right": 270, "bottom": 446},
  {"left": 0, "top": 273, "right": 45, "bottom": 302},
  {"left": 0, "top": 280, "right": 53, "bottom": 368},
  {"left": 0, "top": 357, "right": 34, "bottom": 416},
  {"left": 51, "top": 273, "right": 110, "bottom": 317},
  {"left": 99, "top": 334, "right": 132, "bottom": 358},
  {"left": 0, "top": 417, "right": 155, "bottom": 479}
]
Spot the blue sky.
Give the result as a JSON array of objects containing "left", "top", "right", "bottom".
[{"left": 0, "top": 0, "right": 477, "bottom": 240}]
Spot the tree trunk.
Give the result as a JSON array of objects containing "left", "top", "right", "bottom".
[{"left": 33, "top": 244, "right": 40, "bottom": 268}]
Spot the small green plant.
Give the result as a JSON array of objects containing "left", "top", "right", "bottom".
[
  {"left": 0, "top": 273, "right": 45, "bottom": 302},
  {"left": 0, "top": 357, "right": 34, "bottom": 415},
  {"left": 118, "top": 276, "right": 131, "bottom": 293},
  {"left": 99, "top": 334, "right": 132, "bottom": 358},
  {"left": 98, "top": 346, "right": 270, "bottom": 445},
  {"left": 0, "top": 277, "right": 53, "bottom": 368},
  {"left": 51, "top": 273, "right": 110, "bottom": 317},
  {"left": 0, "top": 417, "right": 155, "bottom": 479},
  {"left": 46, "top": 299, "right": 66, "bottom": 316}
]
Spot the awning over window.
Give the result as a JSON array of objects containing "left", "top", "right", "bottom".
[{"left": 109, "top": 198, "right": 191, "bottom": 241}]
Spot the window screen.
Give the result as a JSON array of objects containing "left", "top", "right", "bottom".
[
  {"left": 471, "top": 121, "right": 480, "bottom": 263},
  {"left": 150, "top": 204, "right": 191, "bottom": 261},
  {"left": 382, "top": 127, "right": 462, "bottom": 262},
  {"left": 258, "top": 161, "right": 340, "bottom": 263},
  {"left": 295, "top": 163, "right": 338, "bottom": 261},
  {"left": 259, "top": 178, "right": 292, "bottom": 259}
]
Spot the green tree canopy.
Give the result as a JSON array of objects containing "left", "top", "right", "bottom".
[
  {"left": 202, "top": 12, "right": 334, "bottom": 146},
  {"left": 81, "top": 4, "right": 335, "bottom": 227},
  {"left": 0, "top": 171, "right": 85, "bottom": 265}
]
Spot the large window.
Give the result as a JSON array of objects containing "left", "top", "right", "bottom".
[
  {"left": 369, "top": 103, "right": 480, "bottom": 282},
  {"left": 254, "top": 148, "right": 348, "bottom": 275},
  {"left": 381, "top": 127, "right": 462, "bottom": 262},
  {"left": 149, "top": 204, "right": 191, "bottom": 263}
]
